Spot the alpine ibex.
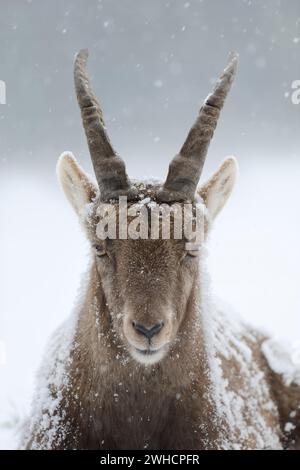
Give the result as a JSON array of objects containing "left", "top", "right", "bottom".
[{"left": 22, "top": 50, "right": 300, "bottom": 450}]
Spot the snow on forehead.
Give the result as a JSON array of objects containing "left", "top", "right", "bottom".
[{"left": 80, "top": 178, "right": 207, "bottom": 225}]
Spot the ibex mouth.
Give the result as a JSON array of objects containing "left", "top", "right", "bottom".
[
  {"left": 131, "top": 345, "right": 167, "bottom": 365},
  {"left": 136, "top": 347, "right": 160, "bottom": 356}
]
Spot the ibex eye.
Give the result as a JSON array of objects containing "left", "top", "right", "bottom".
[
  {"left": 94, "top": 244, "right": 106, "bottom": 257},
  {"left": 186, "top": 250, "right": 199, "bottom": 258}
]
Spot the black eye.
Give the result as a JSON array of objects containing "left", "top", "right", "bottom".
[
  {"left": 94, "top": 244, "right": 107, "bottom": 257},
  {"left": 187, "top": 250, "right": 199, "bottom": 257},
  {"left": 185, "top": 250, "right": 200, "bottom": 259}
]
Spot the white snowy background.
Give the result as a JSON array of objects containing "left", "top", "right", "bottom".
[{"left": 0, "top": 0, "right": 299, "bottom": 449}]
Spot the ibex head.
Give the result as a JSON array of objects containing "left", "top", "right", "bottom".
[{"left": 57, "top": 49, "right": 238, "bottom": 365}]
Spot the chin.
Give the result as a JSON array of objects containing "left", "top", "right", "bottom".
[{"left": 130, "top": 345, "right": 168, "bottom": 365}]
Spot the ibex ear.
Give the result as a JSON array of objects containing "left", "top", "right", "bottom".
[
  {"left": 198, "top": 157, "right": 238, "bottom": 220},
  {"left": 57, "top": 152, "right": 98, "bottom": 215}
]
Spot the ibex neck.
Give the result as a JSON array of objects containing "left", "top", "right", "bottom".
[{"left": 71, "top": 259, "right": 220, "bottom": 449}]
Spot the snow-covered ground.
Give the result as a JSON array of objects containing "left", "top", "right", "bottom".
[{"left": 0, "top": 159, "right": 300, "bottom": 449}]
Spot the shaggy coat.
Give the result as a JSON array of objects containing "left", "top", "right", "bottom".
[
  {"left": 22, "top": 175, "right": 300, "bottom": 450},
  {"left": 22, "top": 50, "right": 300, "bottom": 450}
]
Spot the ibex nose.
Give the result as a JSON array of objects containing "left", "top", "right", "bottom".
[{"left": 132, "top": 321, "right": 164, "bottom": 340}]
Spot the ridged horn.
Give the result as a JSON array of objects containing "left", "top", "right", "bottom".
[
  {"left": 158, "top": 52, "right": 238, "bottom": 202},
  {"left": 74, "top": 49, "right": 134, "bottom": 201}
]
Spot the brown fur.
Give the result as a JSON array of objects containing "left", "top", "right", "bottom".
[{"left": 22, "top": 163, "right": 300, "bottom": 450}]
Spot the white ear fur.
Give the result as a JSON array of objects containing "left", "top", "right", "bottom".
[
  {"left": 198, "top": 157, "right": 238, "bottom": 220},
  {"left": 56, "top": 152, "right": 97, "bottom": 215}
]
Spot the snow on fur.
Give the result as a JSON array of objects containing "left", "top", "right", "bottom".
[
  {"left": 20, "top": 268, "right": 91, "bottom": 449},
  {"left": 262, "top": 339, "right": 300, "bottom": 387},
  {"left": 20, "top": 183, "right": 300, "bottom": 449},
  {"left": 22, "top": 248, "right": 290, "bottom": 449},
  {"left": 199, "top": 249, "right": 282, "bottom": 449}
]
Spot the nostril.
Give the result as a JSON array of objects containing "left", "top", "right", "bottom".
[
  {"left": 133, "top": 321, "right": 164, "bottom": 339},
  {"left": 151, "top": 321, "right": 164, "bottom": 337},
  {"left": 133, "top": 322, "right": 148, "bottom": 337}
]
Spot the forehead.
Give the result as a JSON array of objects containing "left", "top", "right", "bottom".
[
  {"left": 83, "top": 180, "right": 207, "bottom": 244},
  {"left": 108, "top": 239, "right": 185, "bottom": 265}
]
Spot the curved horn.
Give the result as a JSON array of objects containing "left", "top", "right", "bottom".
[
  {"left": 74, "top": 49, "right": 133, "bottom": 201},
  {"left": 158, "top": 52, "right": 238, "bottom": 202}
]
